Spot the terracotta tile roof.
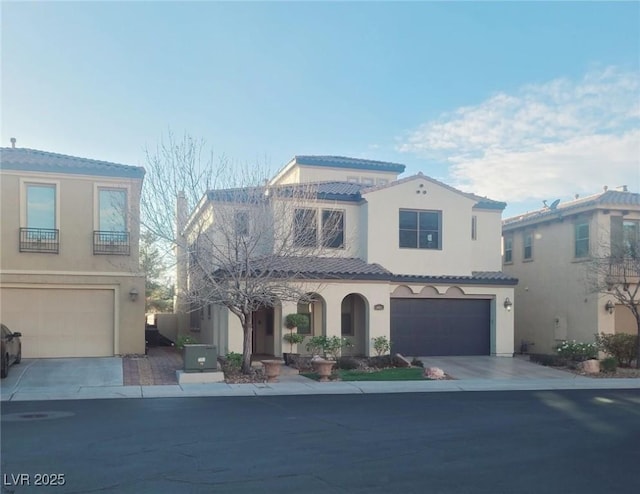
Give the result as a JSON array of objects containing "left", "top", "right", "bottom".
[
  {"left": 0, "top": 147, "right": 145, "bottom": 179},
  {"left": 391, "top": 271, "right": 518, "bottom": 285}
]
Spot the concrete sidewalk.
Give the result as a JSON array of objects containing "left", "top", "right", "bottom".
[{"left": 2, "top": 359, "right": 639, "bottom": 402}]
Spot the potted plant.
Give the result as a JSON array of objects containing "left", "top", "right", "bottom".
[
  {"left": 306, "top": 336, "right": 353, "bottom": 381},
  {"left": 282, "top": 313, "right": 309, "bottom": 365}
]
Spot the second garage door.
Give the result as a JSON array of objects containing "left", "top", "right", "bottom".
[
  {"left": 390, "top": 298, "right": 490, "bottom": 356},
  {"left": 0, "top": 287, "right": 115, "bottom": 358}
]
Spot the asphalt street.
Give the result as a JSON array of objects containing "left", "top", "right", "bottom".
[{"left": 2, "top": 389, "right": 639, "bottom": 493}]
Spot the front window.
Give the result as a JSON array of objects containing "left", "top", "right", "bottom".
[
  {"left": 20, "top": 183, "right": 59, "bottom": 253},
  {"left": 27, "top": 184, "right": 56, "bottom": 229},
  {"left": 523, "top": 232, "right": 533, "bottom": 260},
  {"left": 235, "top": 211, "right": 249, "bottom": 236},
  {"left": 296, "top": 301, "right": 312, "bottom": 335},
  {"left": 574, "top": 222, "right": 589, "bottom": 258},
  {"left": 504, "top": 236, "right": 513, "bottom": 263},
  {"left": 99, "top": 188, "right": 127, "bottom": 232},
  {"left": 623, "top": 220, "right": 639, "bottom": 257},
  {"left": 94, "top": 188, "right": 129, "bottom": 255},
  {"left": 294, "top": 208, "right": 317, "bottom": 247},
  {"left": 399, "top": 209, "right": 442, "bottom": 249},
  {"left": 471, "top": 215, "right": 477, "bottom": 241},
  {"left": 321, "top": 210, "right": 344, "bottom": 248}
]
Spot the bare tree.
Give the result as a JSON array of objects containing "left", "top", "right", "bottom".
[
  {"left": 586, "top": 234, "right": 640, "bottom": 368},
  {"left": 141, "top": 133, "right": 346, "bottom": 373},
  {"left": 185, "top": 183, "right": 345, "bottom": 373}
]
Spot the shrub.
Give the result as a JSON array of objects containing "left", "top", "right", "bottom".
[
  {"left": 411, "top": 357, "right": 424, "bottom": 368},
  {"left": 175, "top": 335, "right": 197, "bottom": 350},
  {"left": 600, "top": 356, "right": 618, "bottom": 373},
  {"left": 224, "top": 351, "right": 242, "bottom": 370},
  {"left": 367, "top": 355, "right": 393, "bottom": 368},
  {"left": 305, "top": 335, "right": 353, "bottom": 359},
  {"left": 372, "top": 336, "right": 392, "bottom": 356},
  {"left": 284, "top": 313, "right": 309, "bottom": 331},
  {"left": 595, "top": 333, "right": 638, "bottom": 368},
  {"left": 555, "top": 340, "right": 598, "bottom": 362},
  {"left": 282, "top": 332, "right": 305, "bottom": 353}
]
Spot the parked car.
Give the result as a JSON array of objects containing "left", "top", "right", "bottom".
[{"left": 1, "top": 323, "right": 22, "bottom": 378}]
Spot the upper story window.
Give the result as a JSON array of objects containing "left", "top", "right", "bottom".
[
  {"left": 523, "top": 231, "right": 533, "bottom": 260},
  {"left": 504, "top": 236, "right": 513, "bottom": 263},
  {"left": 361, "top": 177, "right": 374, "bottom": 186},
  {"left": 99, "top": 188, "right": 127, "bottom": 232},
  {"left": 235, "top": 211, "right": 249, "bottom": 236},
  {"left": 20, "top": 182, "right": 59, "bottom": 253},
  {"left": 399, "top": 209, "right": 442, "bottom": 250},
  {"left": 94, "top": 187, "right": 129, "bottom": 255},
  {"left": 610, "top": 217, "right": 639, "bottom": 258},
  {"left": 471, "top": 215, "right": 478, "bottom": 240},
  {"left": 294, "top": 208, "right": 317, "bottom": 247},
  {"left": 574, "top": 222, "right": 590, "bottom": 258},
  {"left": 321, "top": 210, "right": 344, "bottom": 249},
  {"left": 622, "top": 220, "right": 639, "bottom": 257}
]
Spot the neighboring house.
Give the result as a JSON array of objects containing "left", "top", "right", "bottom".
[
  {"left": 0, "top": 146, "right": 146, "bottom": 358},
  {"left": 502, "top": 188, "right": 640, "bottom": 355},
  {"left": 177, "top": 155, "right": 516, "bottom": 358}
]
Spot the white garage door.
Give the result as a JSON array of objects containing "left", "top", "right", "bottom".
[{"left": 0, "top": 288, "right": 114, "bottom": 358}]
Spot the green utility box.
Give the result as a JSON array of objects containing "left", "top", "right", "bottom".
[{"left": 183, "top": 344, "right": 218, "bottom": 372}]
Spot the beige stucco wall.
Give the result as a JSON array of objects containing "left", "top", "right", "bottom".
[
  {"left": 272, "top": 164, "right": 398, "bottom": 186},
  {"left": 1, "top": 169, "right": 145, "bottom": 356},
  {"left": 363, "top": 177, "right": 500, "bottom": 276},
  {"left": 504, "top": 210, "right": 607, "bottom": 354}
]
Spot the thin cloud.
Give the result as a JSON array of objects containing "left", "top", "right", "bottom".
[{"left": 398, "top": 66, "right": 640, "bottom": 203}]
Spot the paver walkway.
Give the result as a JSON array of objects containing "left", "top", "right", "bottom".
[{"left": 123, "top": 347, "right": 183, "bottom": 385}]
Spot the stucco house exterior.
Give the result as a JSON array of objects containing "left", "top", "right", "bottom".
[
  {"left": 0, "top": 146, "right": 146, "bottom": 358},
  {"left": 502, "top": 188, "right": 639, "bottom": 355},
  {"left": 177, "top": 155, "right": 516, "bottom": 358}
]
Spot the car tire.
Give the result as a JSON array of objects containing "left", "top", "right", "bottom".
[{"left": 1, "top": 354, "right": 8, "bottom": 379}]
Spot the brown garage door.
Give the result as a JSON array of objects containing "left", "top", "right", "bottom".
[
  {"left": 391, "top": 298, "right": 490, "bottom": 356},
  {"left": 0, "top": 288, "right": 114, "bottom": 358}
]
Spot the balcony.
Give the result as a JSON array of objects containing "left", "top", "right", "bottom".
[
  {"left": 19, "top": 228, "right": 59, "bottom": 254},
  {"left": 93, "top": 231, "right": 130, "bottom": 255}
]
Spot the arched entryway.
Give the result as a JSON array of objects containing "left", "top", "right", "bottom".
[{"left": 341, "top": 293, "right": 369, "bottom": 356}]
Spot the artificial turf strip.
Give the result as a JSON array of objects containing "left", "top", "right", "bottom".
[{"left": 301, "top": 367, "right": 426, "bottom": 381}]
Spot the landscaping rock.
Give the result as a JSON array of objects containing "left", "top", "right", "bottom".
[
  {"left": 393, "top": 353, "right": 412, "bottom": 368},
  {"left": 579, "top": 359, "right": 600, "bottom": 374},
  {"left": 425, "top": 367, "right": 446, "bottom": 380}
]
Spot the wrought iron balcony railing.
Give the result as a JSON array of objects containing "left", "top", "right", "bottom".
[
  {"left": 19, "top": 228, "right": 59, "bottom": 254},
  {"left": 608, "top": 257, "right": 640, "bottom": 279},
  {"left": 93, "top": 231, "right": 130, "bottom": 255}
]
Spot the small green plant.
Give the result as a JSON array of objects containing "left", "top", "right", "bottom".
[
  {"left": 305, "top": 335, "right": 353, "bottom": 360},
  {"left": 411, "top": 357, "right": 424, "bottom": 368},
  {"left": 555, "top": 340, "right": 598, "bottom": 362},
  {"left": 372, "top": 336, "right": 392, "bottom": 356},
  {"left": 595, "top": 332, "right": 638, "bottom": 367},
  {"left": 284, "top": 313, "right": 309, "bottom": 331},
  {"left": 283, "top": 332, "right": 306, "bottom": 353},
  {"left": 224, "top": 351, "right": 242, "bottom": 370},
  {"left": 175, "top": 335, "right": 197, "bottom": 350},
  {"left": 600, "top": 356, "right": 618, "bottom": 373}
]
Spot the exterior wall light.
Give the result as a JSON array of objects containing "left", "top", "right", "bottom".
[
  {"left": 503, "top": 297, "right": 513, "bottom": 311},
  {"left": 129, "top": 287, "right": 139, "bottom": 302},
  {"left": 605, "top": 300, "right": 615, "bottom": 314}
]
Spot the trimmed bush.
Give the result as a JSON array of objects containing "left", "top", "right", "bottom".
[
  {"left": 367, "top": 355, "right": 393, "bottom": 368},
  {"left": 372, "top": 336, "right": 392, "bottom": 356},
  {"left": 600, "top": 356, "right": 618, "bottom": 373},
  {"left": 223, "top": 351, "right": 242, "bottom": 370},
  {"left": 595, "top": 333, "right": 638, "bottom": 368},
  {"left": 336, "top": 356, "right": 361, "bottom": 370},
  {"left": 555, "top": 340, "right": 598, "bottom": 362}
]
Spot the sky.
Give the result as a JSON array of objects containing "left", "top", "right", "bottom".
[{"left": 2, "top": 1, "right": 639, "bottom": 218}]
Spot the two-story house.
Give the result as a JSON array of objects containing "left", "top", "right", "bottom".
[
  {"left": 502, "top": 188, "right": 640, "bottom": 355},
  {"left": 0, "top": 146, "right": 146, "bottom": 358},
  {"left": 177, "top": 155, "right": 516, "bottom": 359}
]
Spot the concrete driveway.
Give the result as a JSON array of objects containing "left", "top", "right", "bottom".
[
  {"left": 0, "top": 357, "right": 123, "bottom": 399},
  {"left": 415, "top": 355, "right": 576, "bottom": 380}
]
